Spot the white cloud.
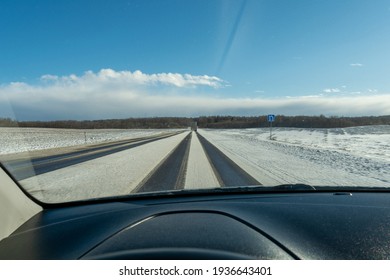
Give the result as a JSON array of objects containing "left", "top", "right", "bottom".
[
  {"left": 350, "top": 63, "right": 363, "bottom": 67},
  {"left": 1, "top": 69, "right": 389, "bottom": 120},
  {"left": 323, "top": 88, "right": 341, "bottom": 93},
  {"left": 40, "top": 69, "right": 225, "bottom": 89}
]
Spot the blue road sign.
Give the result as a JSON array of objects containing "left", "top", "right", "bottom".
[{"left": 267, "top": 114, "right": 275, "bottom": 122}]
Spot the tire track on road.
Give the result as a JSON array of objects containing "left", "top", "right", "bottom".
[
  {"left": 197, "top": 132, "right": 261, "bottom": 187},
  {"left": 134, "top": 132, "right": 192, "bottom": 193},
  {"left": 135, "top": 131, "right": 261, "bottom": 194}
]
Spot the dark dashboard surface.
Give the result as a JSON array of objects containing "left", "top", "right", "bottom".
[{"left": 1, "top": 191, "right": 390, "bottom": 260}]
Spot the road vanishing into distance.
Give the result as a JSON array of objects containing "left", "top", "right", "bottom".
[
  {"left": 135, "top": 131, "right": 261, "bottom": 193},
  {"left": 4, "top": 130, "right": 261, "bottom": 196}
]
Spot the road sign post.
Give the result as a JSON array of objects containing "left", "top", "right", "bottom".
[{"left": 267, "top": 114, "right": 275, "bottom": 140}]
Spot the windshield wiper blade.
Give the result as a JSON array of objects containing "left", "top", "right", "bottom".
[
  {"left": 271, "top": 183, "right": 316, "bottom": 191},
  {"left": 132, "top": 184, "right": 317, "bottom": 198},
  {"left": 158, "top": 184, "right": 316, "bottom": 195}
]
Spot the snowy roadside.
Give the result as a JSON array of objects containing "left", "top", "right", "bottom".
[
  {"left": 0, "top": 127, "right": 184, "bottom": 155},
  {"left": 198, "top": 126, "right": 390, "bottom": 187}
]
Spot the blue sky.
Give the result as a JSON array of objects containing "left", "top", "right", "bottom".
[{"left": 1, "top": 0, "right": 390, "bottom": 120}]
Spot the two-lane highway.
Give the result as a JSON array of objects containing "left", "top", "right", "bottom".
[
  {"left": 134, "top": 131, "right": 261, "bottom": 193},
  {"left": 5, "top": 129, "right": 262, "bottom": 202}
]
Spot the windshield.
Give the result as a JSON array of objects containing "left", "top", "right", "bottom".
[{"left": 0, "top": 0, "right": 389, "bottom": 204}]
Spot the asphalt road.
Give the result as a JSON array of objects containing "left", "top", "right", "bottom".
[
  {"left": 4, "top": 130, "right": 261, "bottom": 192},
  {"left": 196, "top": 132, "right": 261, "bottom": 187},
  {"left": 135, "top": 132, "right": 192, "bottom": 193},
  {"left": 135, "top": 131, "right": 261, "bottom": 193}
]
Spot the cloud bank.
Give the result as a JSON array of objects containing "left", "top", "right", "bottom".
[
  {"left": 40, "top": 69, "right": 225, "bottom": 89},
  {"left": 1, "top": 69, "right": 389, "bottom": 120}
]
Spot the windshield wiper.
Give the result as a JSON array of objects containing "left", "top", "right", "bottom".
[
  {"left": 270, "top": 184, "right": 316, "bottom": 191},
  {"left": 128, "top": 184, "right": 318, "bottom": 199}
]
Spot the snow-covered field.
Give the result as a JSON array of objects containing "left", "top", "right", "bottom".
[
  {"left": 199, "top": 125, "right": 390, "bottom": 187},
  {"left": 1, "top": 125, "right": 389, "bottom": 203},
  {"left": 0, "top": 127, "right": 185, "bottom": 155}
]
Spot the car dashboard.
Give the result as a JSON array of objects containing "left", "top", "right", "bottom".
[{"left": 0, "top": 190, "right": 390, "bottom": 260}]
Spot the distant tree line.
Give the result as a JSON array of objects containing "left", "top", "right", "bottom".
[
  {"left": 0, "top": 118, "right": 18, "bottom": 127},
  {"left": 196, "top": 115, "right": 390, "bottom": 129},
  {"left": 0, "top": 115, "right": 389, "bottom": 129},
  {"left": 13, "top": 117, "right": 192, "bottom": 129}
]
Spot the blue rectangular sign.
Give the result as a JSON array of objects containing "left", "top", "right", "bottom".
[{"left": 267, "top": 114, "right": 275, "bottom": 122}]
